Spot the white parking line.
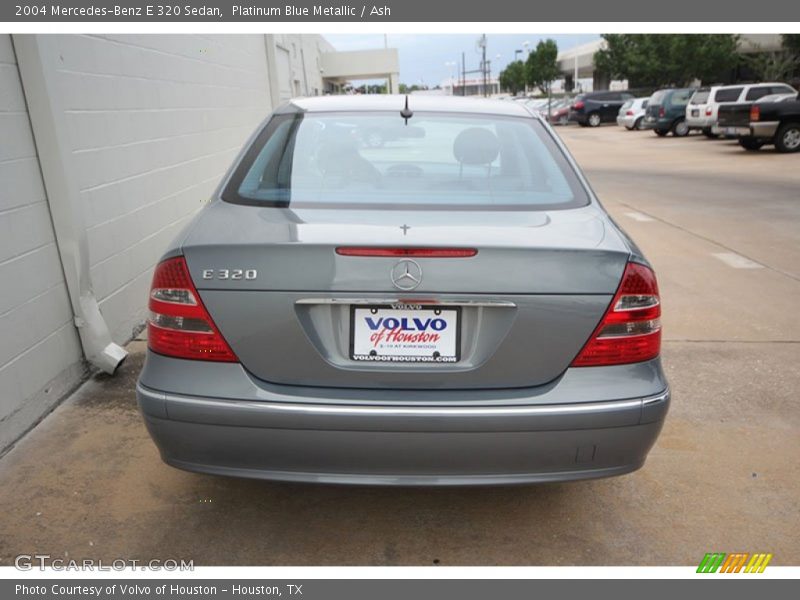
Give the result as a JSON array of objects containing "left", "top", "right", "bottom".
[
  {"left": 624, "top": 211, "right": 655, "bottom": 222},
  {"left": 712, "top": 252, "right": 764, "bottom": 269}
]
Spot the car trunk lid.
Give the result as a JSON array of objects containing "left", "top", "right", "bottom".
[{"left": 180, "top": 202, "right": 630, "bottom": 389}]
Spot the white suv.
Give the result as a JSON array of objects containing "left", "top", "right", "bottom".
[{"left": 686, "top": 82, "right": 797, "bottom": 137}]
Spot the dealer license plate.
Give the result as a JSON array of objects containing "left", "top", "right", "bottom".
[{"left": 350, "top": 305, "right": 460, "bottom": 363}]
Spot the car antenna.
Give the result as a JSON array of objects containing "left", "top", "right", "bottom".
[{"left": 400, "top": 95, "right": 413, "bottom": 124}]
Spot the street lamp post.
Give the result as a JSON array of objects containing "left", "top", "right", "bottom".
[
  {"left": 522, "top": 40, "right": 530, "bottom": 96},
  {"left": 444, "top": 61, "right": 457, "bottom": 95},
  {"left": 494, "top": 54, "right": 502, "bottom": 96}
]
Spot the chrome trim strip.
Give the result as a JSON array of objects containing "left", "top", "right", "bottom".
[
  {"left": 231, "top": 398, "right": 643, "bottom": 417},
  {"left": 143, "top": 383, "right": 668, "bottom": 418},
  {"left": 642, "top": 389, "right": 670, "bottom": 406},
  {"left": 296, "top": 298, "right": 517, "bottom": 308}
]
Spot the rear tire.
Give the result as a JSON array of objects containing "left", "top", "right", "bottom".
[
  {"left": 774, "top": 122, "right": 800, "bottom": 153},
  {"left": 672, "top": 118, "right": 690, "bottom": 137},
  {"left": 587, "top": 112, "right": 601, "bottom": 127},
  {"left": 738, "top": 137, "right": 765, "bottom": 151},
  {"left": 634, "top": 117, "right": 644, "bottom": 130},
  {"left": 654, "top": 129, "right": 669, "bottom": 137}
]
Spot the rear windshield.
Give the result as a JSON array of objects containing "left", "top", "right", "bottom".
[
  {"left": 649, "top": 90, "right": 667, "bottom": 105},
  {"left": 714, "top": 87, "right": 743, "bottom": 102},
  {"left": 222, "top": 112, "right": 589, "bottom": 211},
  {"left": 669, "top": 89, "right": 694, "bottom": 106},
  {"left": 690, "top": 90, "right": 710, "bottom": 104}
]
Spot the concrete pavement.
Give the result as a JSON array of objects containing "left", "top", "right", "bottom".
[{"left": 0, "top": 125, "right": 798, "bottom": 566}]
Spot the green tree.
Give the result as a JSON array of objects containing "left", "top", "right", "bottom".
[
  {"left": 745, "top": 50, "right": 800, "bottom": 82},
  {"left": 499, "top": 60, "right": 526, "bottom": 94},
  {"left": 783, "top": 34, "right": 800, "bottom": 56},
  {"left": 595, "top": 34, "right": 740, "bottom": 88},
  {"left": 525, "top": 39, "right": 560, "bottom": 94}
]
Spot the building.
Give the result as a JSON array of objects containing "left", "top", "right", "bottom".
[
  {"left": 435, "top": 76, "right": 501, "bottom": 97},
  {"left": 0, "top": 34, "right": 398, "bottom": 453},
  {"left": 320, "top": 48, "right": 400, "bottom": 94}
]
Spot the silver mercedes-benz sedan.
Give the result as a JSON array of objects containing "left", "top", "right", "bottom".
[{"left": 137, "top": 95, "right": 669, "bottom": 485}]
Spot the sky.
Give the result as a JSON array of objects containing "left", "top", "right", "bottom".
[{"left": 325, "top": 34, "right": 601, "bottom": 86}]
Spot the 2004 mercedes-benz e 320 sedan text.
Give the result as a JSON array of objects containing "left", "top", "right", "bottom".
[{"left": 136, "top": 95, "right": 669, "bottom": 485}]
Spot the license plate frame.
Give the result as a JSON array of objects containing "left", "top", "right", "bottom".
[{"left": 349, "top": 304, "right": 462, "bottom": 364}]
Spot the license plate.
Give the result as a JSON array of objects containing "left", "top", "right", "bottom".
[
  {"left": 691, "top": 109, "right": 699, "bottom": 117},
  {"left": 725, "top": 127, "right": 739, "bottom": 135},
  {"left": 350, "top": 305, "right": 460, "bottom": 363}
]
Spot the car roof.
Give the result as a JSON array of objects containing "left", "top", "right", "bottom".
[
  {"left": 716, "top": 82, "right": 791, "bottom": 90},
  {"left": 278, "top": 94, "right": 539, "bottom": 118}
]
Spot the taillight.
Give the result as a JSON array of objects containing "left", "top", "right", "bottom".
[
  {"left": 750, "top": 105, "right": 760, "bottom": 122},
  {"left": 571, "top": 262, "right": 661, "bottom": 367},
  {"left": 336, "top": 247, "right": 477, "bottom": 258},
  {"left": 573, "top": 100, "right": 585, "bottom": 110},
  {"left": 147, "top": 257, "right": 238, "bottom": 362},
  {"left": 626, "top": 110, "right": 634, "bottom": 116},
  {"left": 705, "top": 107, "right": 713, "bottom": 116},
  {"left": 658, "top": 106, "right": 666, "bottom": 118}
]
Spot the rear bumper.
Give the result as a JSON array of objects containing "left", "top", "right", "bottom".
[
  {"left": 686, "top": 115, "right": 714, "bottom": 128},
  {"left": 712, "top": 123, "right": 778, "bottom": 139},
  {"left": 750, "top": 121, "right": 780, "bottom": 139},
  {"left": 137, "top": 382, "right": 670, "bottom": 486},
  {"left": 641, "top": 117, "right": 669, "bottom": 130}
]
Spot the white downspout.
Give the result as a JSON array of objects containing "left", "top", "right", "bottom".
[{"left": 13, "top": 35, "right": 126, "bottom": 374}]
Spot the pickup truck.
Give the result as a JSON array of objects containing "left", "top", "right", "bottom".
[{"left": 717, "top": 93, "right": 800, "bottom": 152}]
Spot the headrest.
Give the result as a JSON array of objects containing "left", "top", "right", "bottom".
[{"left": 453, "top": 127, "right": 500, "bottom": 165}]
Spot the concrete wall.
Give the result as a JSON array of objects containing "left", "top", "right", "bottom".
[
  {"left": 265, "top": 34, "right": 335, "bottom": 105},
  {"left": 41, "top": 34, "right": 274, "bottom": 343},
  {"left": 0, "top": 34, "right": 84, "bottom": 451},
  {"left": 1, "top": 33, "right": 334, "bottom": 454}
]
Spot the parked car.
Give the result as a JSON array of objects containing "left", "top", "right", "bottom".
[
  {"left": 687, "top": 83, "right": 798, "bottom": 138},
  {"left": 569, "top": 91, "right": 635, "bottom": 127},
  {"left": 616, "top": 97, "right": 649, "bottom": 130},
  {"left": 709, "top": 83, "right": 797, "bottom": 136},
  {"left": 642, "top": 88, "right": 696, "bottom": 136},
  {"left": 538, "top": 98, "right": 572, "bottom": 125},
  {"left": 686, "top": 86, "right": 731, "bottom": 137},
  {"left": 137, "top": 95, "right": 669, "bottom": 486},
  {"left": 549, "top": 101, "right": 571, "bottom": 125},
  {"left": 716, "top": 91, "right": 800, "bottom": 152}
]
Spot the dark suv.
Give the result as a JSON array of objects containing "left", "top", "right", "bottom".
[
  {"left": 569, "top": 91, "right": 635, "bottom": 127},
  {"left": 642, "top": 88, "right": 696, "bottom": 136}
]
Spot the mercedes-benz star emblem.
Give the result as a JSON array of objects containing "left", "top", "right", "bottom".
[{"left": 390, "top": 260, "right": 422, "bottom": 291}]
